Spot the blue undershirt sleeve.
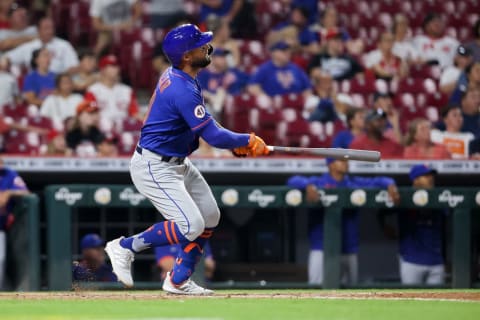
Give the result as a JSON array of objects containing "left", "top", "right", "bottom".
[{"left": 198, "top": 119, "right": 250, "bottom": 149}]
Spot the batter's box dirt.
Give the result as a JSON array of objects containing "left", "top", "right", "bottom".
[{"left": 0, "top": 291, "right": 479, "bottom": 302}]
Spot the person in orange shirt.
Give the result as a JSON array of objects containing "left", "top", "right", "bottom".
[
  {"left": 403, "top": 118, "right": 451, "bottom": 159},
  {"left": 349, "top": 108, "right": 404, "bottom": 158}
]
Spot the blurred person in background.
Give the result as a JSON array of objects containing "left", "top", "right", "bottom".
[
  {"left": 391, "top": 13, "right": 420, "bottom": 64},
  {"left": 85, "top": 55, "right": 140, "bottom": 131},
  {"left": 310, "top": 5, "right": 363, "bottom": 55},
  {"left": 5, "top": 17, "right": 79, "bottom": 74},
  {"left": 72, "top": 233, "right": 116, "bottom": 282},
  {"left": 89, "top": 0, "right": 142, "bottom": 56},
  {"left": 303, "top": 68, "right": 336, "bottom": 122},
  {"left": 460, "top": 86, "right": 480, "bottom": 137},
  {"left": 66, "top": 100, "right": 103, "bottom": 156},
  {"left": 465, "top": 18, "right": 480, "bottom": 62},
  {"left": 332, "top": 108, "right": 366, "bottom": 149},
  {"left": 431, "top": 104, "right": 475, "bottom": 159},
  {"left": 152, "top": 42, "right": 170, "bottom": 75},
  {"left": 363, "top": 32, "right": 409, "bottom": 81},
  {"left": 43, "top": 130, "right": 69, "bottom": 156},
  {"left": 440, "top": 45, "right": 473, "bottom": 94},
  {"left": 40, "top": 73, "right": 83, "bottom": 127},
  {"left": 0, "top": 157, "right": 29, "bottom": 289},
  {"left": 0, "top": 55, "right": 19, "bottom": 109},
  {"left": 96, "top": 133, "right": 119, "bottom": 157},
  {"left": 149, "top": 0, "right": 186, "bottom": 30},
  {"left": 0, "top": 4, "right": 37, "bottom": 52},
  {"left": 372, "top": 92, "right": 403, "bottom": 144},
  {"left": 308, "top": 29, "right": 364, "bottom": 81},
  {"left": 198, "top": 48, "right": 248, "bottom": 118},
  {"left": 72, "top": 51, "right": 99, "bottom": 94},
  {"left": 0, "top": 0, "right": 14, "bottom": 29},
  {"left": 155, "top": 241, "right": 216, "bottom": 282},
  {"left": 198, "top": 0, "right": 243, "bottom": 26},
  {"left": 413, "top": 13, "right": 459, "bottom": 69},
  {"left": 350, "top": 108, "right": 404, "bottom": 158},
  {"left": 287, "top": 158, "right": 399, "bottom": 285},
  {"left": 450, "top": 61, "right": 480, "bottom": 105},
  {"left": 382, "top": 165, "right": 446, "bottom": 285},
  {"left": 403, "top": 118, "right": 451, "bottom": 159},
  {"left": 247, "top": 41, "right": 311, "bottom": 106},
  {"left": 207, "top": 14, "right": 240, "bottom": 68},
  {"left": 22, "top": 47, "right": 55, "bottom": 106}
]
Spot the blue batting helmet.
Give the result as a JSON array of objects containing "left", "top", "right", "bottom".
[{"left": 162, "top": 24, "right": 213, "bottom": 67}]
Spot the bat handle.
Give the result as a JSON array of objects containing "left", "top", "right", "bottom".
[{"left": 267, "top": 146, "right": 275, "bottom": 152}]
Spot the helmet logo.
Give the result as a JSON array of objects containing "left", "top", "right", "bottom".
[{"left": 194, "top": 105, "right": 206, "bottom": 119}]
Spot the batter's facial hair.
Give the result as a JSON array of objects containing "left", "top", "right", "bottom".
[{"left": 191, "top": 56, "right": 211, "bottom": 68}]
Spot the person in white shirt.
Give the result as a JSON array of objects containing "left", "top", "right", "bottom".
[
  {"left": 90, "top": 0, "right": 142, "bottom": 56},
  {"left": 0, "top": 5, "right": 37, "bottom": 52},
  {"left": 431, "top": 104, "right": 475, "bottom": 159},
  {"left": 392, "top": 13, "right": 420, "bottom": 64},
  {"left": 439, "top": 45, "right": 473, "bottom": 94},
  {"left": 413, "top": 13, "right": 459, "bottom": 69},
  {"left": 40, "top": 73, "right": 83, "bottom": 128},
  {"left": 0, "top": 55, "right": 19, "bottom": 109},
  {"left": 5, "top": 17, "right": 79, "bottom": 74},
  {"left": 85, "top": 55, "right": 140, "bottom": 131}
]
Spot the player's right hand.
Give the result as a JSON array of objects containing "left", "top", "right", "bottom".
[{"left": 247, "top": 133, "right": 269, "bottom": 157}]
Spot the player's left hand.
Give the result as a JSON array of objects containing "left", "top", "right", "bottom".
[{"left": 232, "top": 133, "right": 269, "bottom": 157}]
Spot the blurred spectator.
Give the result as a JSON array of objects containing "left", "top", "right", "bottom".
[
  {"left": 155, "top": 242, "right": 215, "bottom": 282},
  {"left": 22, "top": 47, "right": 55, "bottom": 106},
  {"left": 460, "top": 87, "right": 480, "bottom": 137},
  {"left": 198, "top": 48, "right": 248, "bottom": 117},
  {"left": 207, "top": 15, "right": 240, "bottom": 68},
  {"left": 199, "top": 0, "right": 243, "bottom": 25},
  {"left": 440, "top": 45, "right": 473, "bottom": 94},
  {"left": 403, "top": 118, "right": 451, "bottom": 159},
  {"left": 66, "top": 100, "right": 103, "bottom": 155},
  {"left": 247, "top": 41, "right": 311, "bottom": 105},
  {"left": 465, "top": 18, "right": 480, "bottom": 62},
  {"left": 391, "top": 13, "right": 420, "bottom": 64},
  {"left": 399, "top": 165, "right": 446, "bottom": 285},
  {"left": 72, "top": 51, "right": 99, "bottom": 94},
  {"left": 0, "top": 157, "right": 29, "bottom": 289},
  {"left": 0, "top": 4, "right": 37, "bottom": 52},
  {"left": 0, "top": 0, "right": 13, "bottom": 29},
  {"left": 350, "top": 108, "right": 404, "bottom": 158},
  {"left": 85, "top": 55, "right": 140, "bottom": 130},
  {"left": 372, "top": 92, "right": 403, "bottom": 144},
  {"left": 40, "top": 73, "right": 83, "bottom": 126},
  {"left": 450, "top": 62, "right": 480, "bottom": 105},
  {"left": 310, "top": 5, "right": 363, "bottom": 55},
  {"left": 290, "top": 0, "right": 318, "bottom": 24},
  {"left": 149, "top": 0, "right": 186, "bottom": 29},
  {"left": 267, "top": 5, "right": 317, "bottom": 54},
  {"left": 413, "top": 13, "right": 459, "bottom": 69},
  {"left": 5, "top": 17, "right": 79, "bottom": 74},
  {"left": 363, "top": 32, "right": 408, "bottom": 81},
  {"left": 304, "top": 68, "right": 336, "bottom": 122},
  {"left": 43, "top": 130, "right": 69, "bottom": 156},
  {"left": 308, "top": 29, "right": 364, "bottom": 81},
  {"left": 431, "top": 104, "right": 475, "bottom": 159},
  {"left": 287, "top": 158, "right": 399, "bottom": 285},
  {"left": 0, "top": 55, "right": 19, "bottom": 108},
  {"left": 332, "top": 108, "right": 366, "bottom": 149},
  {"left": 90, "top": 0, "right": 142, "bottom": 56},
  {"left": 96, "top": 133, "right": 119, "bottom": 157},
  {"left": 152, "top": 43, "right": 170, "bottom": 75},
  {"left": 72, "top": 233, "right": 117, "bottom": 282}
]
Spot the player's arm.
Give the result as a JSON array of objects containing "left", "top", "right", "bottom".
[{"left": 352, "top": 176, "right": 400, "bottom": 204}]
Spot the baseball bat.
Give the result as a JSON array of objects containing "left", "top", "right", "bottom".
[{"left": 267, "top": 146, "right": 381, "bottom": 162}]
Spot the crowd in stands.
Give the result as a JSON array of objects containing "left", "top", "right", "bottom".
[{"left": 0, "top": 0, "right": 479, "bottom": 159}]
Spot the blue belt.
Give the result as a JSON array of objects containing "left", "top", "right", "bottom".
[{"left": 135, "top": 145, "right": 185, "bottom": 164}]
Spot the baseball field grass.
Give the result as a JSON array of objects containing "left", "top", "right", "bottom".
[{"left": 0, "top": 290, "right": 479, "bottom": 320}]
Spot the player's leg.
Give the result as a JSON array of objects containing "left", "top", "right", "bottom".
[
  {"left": 399, "top": 256, "right": 426, "bottom": 285},
  {"left": 342, "top": 253, "right": 358, "bottom": 285},
  {"left": 426, "top": 264, "right": 445, "bottom": 285},
  {"left": 0, "top": 231, "right": 5, "bottom": 289},
  {"left": 308, "top": 250, "right": 323, "bottom": 284}
]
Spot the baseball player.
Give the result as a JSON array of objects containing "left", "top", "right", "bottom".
[
  {"left": 397, "top": 164, "right": 446, "bottom": 285},
  {"left": 105, "top": 24, "right": 269, "bottom": 295},
  {"left": 287, "top": 158, "right": 399, "bottom": 285}
]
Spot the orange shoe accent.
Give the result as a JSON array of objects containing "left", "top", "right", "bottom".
[
  {"left": 176, "top": 258, "right": 183, "bottom": 265},
  {"left": 199, "top": 230, "right": 213, "bottom": 238},
  {"left": 164, "top": 221, "right": 174, "bottom": 244},
  {"left": 183, "top": 242, "right": 201, "bottom": 253},
  {"left": 170, "top": 221, "right": 179, "bottom": 244}
]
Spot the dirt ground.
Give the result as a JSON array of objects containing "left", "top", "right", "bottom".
[{"left": 1, "top": 291, "right": 479, "bottom": 302}]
